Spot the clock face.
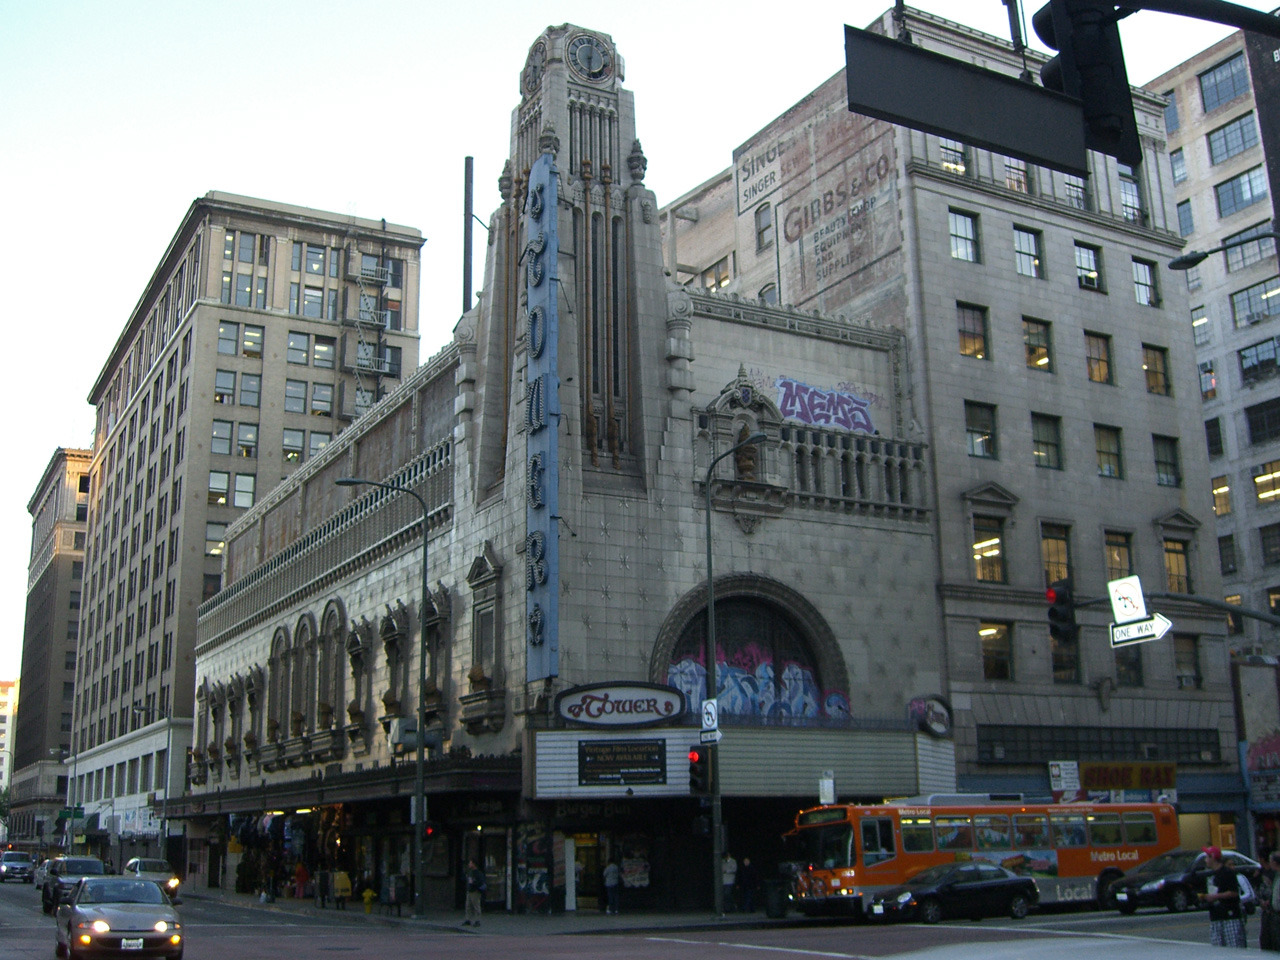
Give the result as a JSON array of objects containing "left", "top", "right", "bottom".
[
  {"left": 567, "top": 34, "right": 612, "bottom": 82},
  {"left": 522, "top": 41, "right": 546, "bottom": 96}
]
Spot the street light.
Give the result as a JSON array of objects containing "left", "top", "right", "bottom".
[
  {"left": 133, "top": 703, "right": 173, "bottom": 862},
  {"left": 336, "top": 476, "right": 430, "bottom": 918},
  {"left": 1168, "top": 230, "right": 1280, "bottom": 270},
  {"left": 703, "top": 430, "right": 766, "bottom": 918}
]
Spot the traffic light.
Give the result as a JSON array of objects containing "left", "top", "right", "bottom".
[
  {"left": 688, "top": 746, "right": 710, "bottom": 794},
  {"left": 1046, "top": 579, "right": 1079, "bottom": 643},
  {"left": 1032, "top": 0, "right": 1141, "bottom": 166},
  {"left": 423, "top": 821, "right": 439, "bottom": 840}
]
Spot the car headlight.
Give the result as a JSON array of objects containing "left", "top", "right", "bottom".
[
  {"left": 1140, "top": 879, "right": 1165, "bottom": 893},
  {"left": 896, "top": 891, "right": 913, "bottom": 904},
  {"left": 154, "top": 920, "right": 169, "bottom": 932},
  {"left": 166, "top": 878, "right": 180, "bottom": 890},
  {"left": 82, "top": 920, "right": 111, "bottom": 933}
]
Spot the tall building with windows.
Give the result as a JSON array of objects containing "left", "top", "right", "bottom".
[
  {"left": 1146, "top": 31, "right": 1280, "bottom": 655},
  {"left": 0, "top": 678, "right": 18, "bottom": 842},
  {"left": 74, "top": 193, "right": 422, "bottom": 870},
  {"left": 665, "top": 7, "right": 1232, "bottom": 826},
  {"left": 10, "top": 448, "right": 89, "bottom": 849}
]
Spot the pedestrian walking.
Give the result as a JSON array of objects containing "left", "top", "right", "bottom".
[
  {"left": 721, "top": 852, "right": 738, "bottom": 913},
  {"left": 603, "top": 858, "right": 621, "bottom": 915},
  {"left": 293, "top": 861, "right": 309, "bottom": 900},
  {"left": 463, "top": 858, "right": 486, "bottom": 926},
  {"left": 737, "top": 856, "right": 759, "bottom": 913},
  {"left": 1261, "top": 852, "right": 1280, "bottom": 951},
  {"left": 1201, "top": 845, "right": 1247, "bottom": 948}
]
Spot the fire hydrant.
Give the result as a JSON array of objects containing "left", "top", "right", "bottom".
[{"left": 362, "top": 887, "right": 376, "bottom": 914}]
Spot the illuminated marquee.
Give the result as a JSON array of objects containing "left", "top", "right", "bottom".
[{"left": 525, "top": 153, "right": 559, "bottom": 682}]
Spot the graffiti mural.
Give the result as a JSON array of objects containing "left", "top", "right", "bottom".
[{"left": 776, "top": 376, "right": 875, "bottom": 432}]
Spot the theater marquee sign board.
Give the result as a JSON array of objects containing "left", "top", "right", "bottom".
[{"left": 556, "top": 683, "right": 685, "bottom": 728}]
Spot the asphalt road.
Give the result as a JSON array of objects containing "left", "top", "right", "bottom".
[{"left": 0, "top": 878, "right": 1260, "bottom": 960}]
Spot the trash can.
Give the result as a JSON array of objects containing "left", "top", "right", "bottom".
[{"left": 763, "top": 879, "right": 789, "bottom": 918}]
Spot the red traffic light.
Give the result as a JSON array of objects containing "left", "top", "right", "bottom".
[
  {"left": 1046, "top": 585, "right": 1060, "bottom": 605},
  {"left": 688, "top": 748, "right": 702, "bottom": 764}
]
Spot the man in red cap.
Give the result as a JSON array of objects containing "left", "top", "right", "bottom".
[{"left": 1201, "top": 845, "right": 1246, "bottom": 948}]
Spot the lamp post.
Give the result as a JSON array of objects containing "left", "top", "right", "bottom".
[
  {"left": 337, "top": 476, "right": 430, "bottom": 918},
  {"left": 133, "top": 704, "right": 173, "bottom": 862},
  {"left": 703, "top": 431, "right": 766, "bottom": 918},
  {"left": 1168, "top": 230, "right": 1280, "bottom": 270}
]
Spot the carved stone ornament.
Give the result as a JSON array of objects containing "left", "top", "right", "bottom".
[
  {"left": 628, "top": 139, "right": 647, "bottom": 183},
  {"left": 539, "top": 123, "right": 560, "bottom": 157}
]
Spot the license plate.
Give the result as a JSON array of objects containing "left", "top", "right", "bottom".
[
  {"left": 1116, "top": 892, "right": 1128, "bottom": 901},
  {"left": 121, "top": 938, "right": 144, "bottom": 950},
  {"left": 872, "top": 904, "right": 884, "bottom": 914}
]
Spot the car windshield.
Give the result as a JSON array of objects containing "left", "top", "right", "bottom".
[
  {"left": 134, "top": 860, "right": 172, "bottom": 873},
  {"left": 1127, "top": 850, "right": 1198, "bottom": 877},
  {"left": 907, "top": 864, "right": 961, "bottom": 886},
  {"left": 79, "top": 879, "right": 166, "bottom": 905},
  {"left": 64, "top": 859, "right": 105, "bottom": 875}
]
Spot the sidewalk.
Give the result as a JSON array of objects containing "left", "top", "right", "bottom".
[{"left": 183, "top": 884, "right": 785, "bottom": 936}]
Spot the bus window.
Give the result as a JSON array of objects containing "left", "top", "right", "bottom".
[
  {"left": 1013, "top": 814, "right": 1049, "bottom": 848},
  {"left": 1123, "top": 812, "right": 1157, "bottom": 844},
  {"left": 807, "top": 823, "right": 853, "bottom": 869},
  {"left": 901, "top": 816, "right": 934, "bottom": 853},
  {"left": 1050, "top": 813, "right": 1087, "bottom": 848},
  {"left": 861, "top": 817, "right": 896, "bottom": 864},
  {"left": 934, "top": 816, "right": 973, "bottom": 851},
  {"left": 1088, "top": 812, "right": 1122, "bottom": 846},
  {"left": 974, "top": 815, "right": 1011, "bottom": 850}
]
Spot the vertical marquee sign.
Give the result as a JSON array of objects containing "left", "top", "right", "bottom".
[{"left": 525, "top": 151, "right": 560, "bottom": 682}]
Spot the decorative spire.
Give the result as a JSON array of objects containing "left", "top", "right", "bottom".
[
  {"left": 539, "top": 123, "right": 560, "bottom": 157},
  {"left": 628, "top": 139, "right": 647, "bottom": 183}
]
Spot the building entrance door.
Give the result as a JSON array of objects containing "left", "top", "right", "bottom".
[{"left": 572, "top": 832, "right": 601, "bottom": 911}]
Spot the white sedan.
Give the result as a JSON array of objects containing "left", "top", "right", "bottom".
[{"left": 121, "top": 858, "right": 181, "bottom": 895}]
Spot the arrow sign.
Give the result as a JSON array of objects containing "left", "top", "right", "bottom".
[
  {"left": 700, "top": 729, "right": 723, "bottom": 745},
  {"left": 1109, "top": 612, "right": 1173, "bottom": 648}
]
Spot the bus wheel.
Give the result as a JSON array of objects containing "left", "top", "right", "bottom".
[
  {"left": 918, "top": 898, "right": 943, "bottom": 924},
  {"left": 1097, "top": 871, "right": 1122, "bottom": 910}
]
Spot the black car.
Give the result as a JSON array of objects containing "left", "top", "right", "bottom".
[
  {"left": 1110, "top": 848, "right": 1261, "bottom": 914},
  {"left": 867, "top": 861, "right": 1039, "bottom": 923},
  {"left": 42, "top": 857, "right": 107, "bottom": 914}
]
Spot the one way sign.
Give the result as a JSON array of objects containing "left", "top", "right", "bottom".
[{"left": 1109, "top": 613, "right": 1173, "bottom": 648}]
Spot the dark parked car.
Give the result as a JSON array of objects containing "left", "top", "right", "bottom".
[
  {"left": 867, "top": 861, "right": 1039, "bottom": 923},
  {"left": 54, "top": 876, "right": 182, "bottom": 960},
  {"left": 42, "top": 856, "right": 106, "bottom": 914},
  {"left": 0, "top": 850, "right": 34, "bottom": 883},
  {"left": 1110, "top": 848, "right": 1260, "bottom": 914}
]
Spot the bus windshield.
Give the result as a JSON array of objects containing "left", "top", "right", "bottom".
[{"left": 793, "top": 821, "right": 855, "bottom": 869}]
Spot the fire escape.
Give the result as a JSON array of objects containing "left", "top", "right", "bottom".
[{"left": 343, "top": 244, "right": 390, "bottom": 419}]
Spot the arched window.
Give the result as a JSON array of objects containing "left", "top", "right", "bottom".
[
  {"left": 667, "top": 597, "right": 847, "bottom": 719},
  {"left": 758, "top": 283, "right": 778, "bottom": 305}
]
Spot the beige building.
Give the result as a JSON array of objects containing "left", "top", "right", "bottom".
[{"left": 74, "top": 193, "right": 422, "bottom": 873}]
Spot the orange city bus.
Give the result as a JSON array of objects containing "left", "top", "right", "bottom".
[{"left": 786, "top": 798, "right": 1180, "bottom": 916}]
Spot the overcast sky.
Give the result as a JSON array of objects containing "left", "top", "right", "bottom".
[{"left": 0, "top": 0, "right": 1271, "bottom": 678}]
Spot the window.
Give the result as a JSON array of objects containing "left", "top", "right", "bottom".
[
  {"left": 214, "top": 370, "right": 235, "bottom": 405},
  {"left": 1014, "top": 227, "right": 1043, "bottom": 278},
  {"left": 1170, "top": 148, "right": 1187, "bottom": 183},
  {"left": 302, "top": 287, "right": 323, "bottom": 318},
  {"left": 1213, "top": 476, "right": 1232, "bottom": 515},
  {"left": 217, "top": 322, "right": 238, "bottom": 355},
  {"left": 240, "top": 373, "right": 260, "bottom": 408},
  {"left": 313, "top": 336, "right": 336, "bottom": 369},
  {"left": 242, "top": 324, "right": 264, "bottom": 359},
  {"left": 287, "top": 332, "right": 309, "bottom": 364},
  {"left": 1241, "top": 336, "right": 1280, "bottom": 383},
  {"left": 1263, "top": 525, "right": 1280, "bottom": 567},
  {"left": 1005, "top": 159, "right": 1030, "bottom": 193},
  {"left": 304, "top": 244, "right": 325, "bottom": 276},
  {"left": 1186, "top": 266, "right": 1203, "bottom": 292},
  {"left": 1075, "top": 243, "right": 1102, "bottom": 290},
  {"left": 309, "top": 432, "right": 331, "bottom": 458},
  {"left": 1105, "top": 531, "right": 1133, "bottom": 580},
  {"left": 1215, "top": 166, "right": 1268, "bottom": 217},
  {"left": 1064, "top": 175, "right": 1087, "bottom": 209},
  {"left": 1192, "top": 306, "right": 1210, "bottom": 347},
  {"left": 1021, "top": 318, "right": 1052, "bottom": 372},
  {"left": 1207, "top": 417, "right": 1224, "bottom": 458},
  {"left": 311, "top": 383, "right": 333, "bottom": 416},
  {"left": 1176, "top": 200, "right": 1194, "bottom": 237},
  {"left": 1200, "top": 53, "right": 1250, "bottom": 113},
  {"left": 1256, "top": 459, "right": 1280, "bottom": 503},
  {"left": 755, "top": 203, "right": 774, "bottom": 249},
  {"left": 1225, "top": 222, "right": 1277, "bottom": 272},
  {"left": 1164, "top": 89, "right": 1180, "bottom": 133},
  {"left": 1153, "top": 435, "right": 1181, "bottom": 487},
  {"left": 284, "top": 380, "right": 306, "bottom": 413},
  {"left": 1143, "top": 345, "right": 1170, "bottom": 395},
  {"left": 958, "top": 303, "right": 988, "bottom": 359},
  {"left": 949, "top": 209, "right": 979, "bottom": 262},
  {"left": 236, "top": 423, "right": 257, "bottom": 458},
  {"left": 282, "top": 429, "right": 304, "bottom": 463},
  {"left": 1096, "top": 425, "right": 1123, "bottom": 478},
  {"left": 980, "top": 622, "right": 1012, "bottom": 681},
  {"left": 210, "top": 420, "right": 231, "bottom": 456},
  {"left": 1132, "top": 259, "right": 1158, "bottom": 306},
  {"left": 973, "top": 516, "right": 1005, "bottom": 582},
  {"left": 1119, "top": 165, "right": 1143, "bottom": 223},
  {"left": 1248, "top": 402, "right": 1280, "bottom": 454},
  {"left": 1208, "top": 112, "right": 1259, "bottom": 164},
  {"left": 1164, "top": 539, "right": 1191, "bottom": 593},
  {"left": 1052, "top": 624, "right": 1080, "bottom": 684},
  {"left": 965, "top": 402, "right": 997, "bottom": 458},
  {"left": 1085, "top": 332, "right": 1112, "bottom": 383},
  {"left": 1221, "top": 533, "right": 1240, "bottom": 573},
  {"left": 1115, "top": 645, "right": 1143, "bottom": 688},
  {"left": 1200, "top": 360, "right": 1217, "bottom": 400},
  {"left": 233, "top": 474, "right": 255, "bottom": 509},
  {"left": 1174, "top": 635, "right": 1201, "bottom": 690},
  {"left": 1227, "top": 595, "right": 1245, "bottom": 634},
  {"left": 1231, "top": 277, "right": 1280, "bottom": 326},
  {"left": 758, "top": 283, "right": 778, "bottom": 305},
  {"left": 208, "top": 471, "right": 229, "bottom": 506},
  {"left": 1031, "top": 413, "right": 1062, "bottom": 469},
  {"left": 205, "top": 522, "right": 226, "bottom": 557},
  {"left": 939, "top": 138, "right": 967, "bottom": 174},
  {"left": 1041, "top": 523, "right": 1071, "bottom": 586},
  {"left": 699, "top": 256, "right": 730, "bottom": 289}
]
